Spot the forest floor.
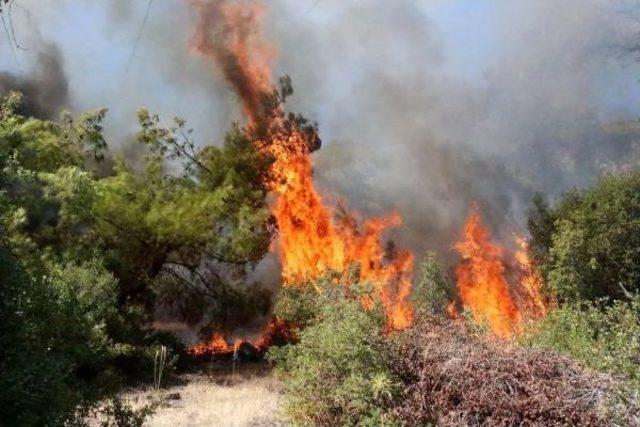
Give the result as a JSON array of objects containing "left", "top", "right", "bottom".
[{"left": 102, "top": 361, "right": 284, "bottom": 426}]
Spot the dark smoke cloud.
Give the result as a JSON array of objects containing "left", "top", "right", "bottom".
[
  {"left": 0, "top": 44, "right": 68, "bottom": 119},
  {"left": 189, "top": 0, "right": 274, "bottom": 123}
]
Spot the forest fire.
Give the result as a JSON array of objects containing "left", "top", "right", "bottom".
[
  {"left": 514, "top": 236, "right": 548, "bottom": 320},
  {"left": 186, "top": 0, "right": 547, "bottom": 350},
  {"left": 189, "top": 0, "right": 414, "bottom": 331},
  {"left": 452, "top": 207, "right": 547, "bottom": 337}
]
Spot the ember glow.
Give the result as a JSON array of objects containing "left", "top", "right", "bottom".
[
  {"left": 188, "top": 319, "right": 292, "bottom": 356},
  {"left": 189, "top": 0, "right": 414, "bottom": 331},
  {"left": 452, "top": 207, "right": 547, "bottom": 337},
  {"left": 189, "top": 332, "right": 238, "bottom": 356}
]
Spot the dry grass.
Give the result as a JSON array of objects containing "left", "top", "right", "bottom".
[
  {"left": 390, "top": 316, "right": 639, "bottom": 426},
  {"left": 97, "top": 362, "right": 285, "bottom": 427}
]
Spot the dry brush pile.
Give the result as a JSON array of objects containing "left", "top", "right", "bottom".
[{"left": 388, "top": 316, "right": 639, "bottom": 426}]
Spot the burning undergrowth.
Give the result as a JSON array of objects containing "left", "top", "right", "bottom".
[
  {"left": 187, "top": 318, "right": 295, "bottom": 360},
  {"left": 449, "top": 206, "right": 548, "bottom": 338}
]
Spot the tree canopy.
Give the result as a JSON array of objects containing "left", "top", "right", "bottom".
[{"left": 0, "top": 91, "right": 276, "bottom": 424}]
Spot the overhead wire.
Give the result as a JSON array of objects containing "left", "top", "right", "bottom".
[
  {"left": 1, "top": 4, "right": 19, "bottom": 69},
  {"left": 8, "top": 0, "right": 25, "bottom": 51},
  {"left": 126, "top": 0, "right": 154, "bottom": 73},
  {"left": 301, "top": 0, "right": 323, "bottom": 18}
]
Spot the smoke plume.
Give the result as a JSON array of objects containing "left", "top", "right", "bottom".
[
  {"left": 0, "top": 44, "right": 69, "bottom": 119},
  {"left": 2, "top": 0, "right": 640, "bottom": 259},
  {"left": 270, "top": 0, "right": 640, "bottom": 257},
  {"left": 189, "top": 0, "right": 274, "bottom": 123}
]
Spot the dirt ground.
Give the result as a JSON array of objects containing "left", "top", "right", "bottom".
[{"left": 103, "top": 361, "right": 285, "bottom": 427}]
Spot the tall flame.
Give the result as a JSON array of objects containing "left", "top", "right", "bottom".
[
  {"left": 189, "top": 0, "right": 414, "bottom": 330},
  {"left": 271, "top": 149, "right": 414, "bottom": 330},
  {"left": 454, "top": 208, "right": 522, "bottom": 338},
  {"left": 514, "top": 236, "right": 548, "bottom": 320},
  {"left": 453, "top": 207, "right": 547, "bottom": 338},
  {"left": 189, "top": 0, "right": 274, "bottom": 123}
]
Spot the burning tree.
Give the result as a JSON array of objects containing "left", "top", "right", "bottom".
[{"left": 187, "top": 0, "right": 415, "bottom": 344}]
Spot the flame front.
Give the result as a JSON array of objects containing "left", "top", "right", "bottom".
[
  {"left": 454, "top": 208, "right": 522, "bottom": 338},
  {"left": 188, "top": 319, "right": 292, "bottom": 356},
  {"left": 270, "top": 138, "right": 414, "bottom": 330},
  {"left": 514, "top": 236, "right": 547, "bottom": 320},
  {"left": 453, "top": 207, "right": 547, "bottom": 338},
  {"left": 189, "top": 0, "right": 414, "bottom": 331}
]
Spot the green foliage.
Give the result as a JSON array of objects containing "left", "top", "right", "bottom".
[
  {"left": 411, "top": 252, "right": 452, "bottom": 316},
  {"left": 273, "top": 269, "right": 375, "bottom": 329},
  {"left": 0, "top": 246, "right": 77, "bottom": 426},
  {"left": 98, "top": 398, "right": 156, "bottom": 427},
  {"left": 0, "top": 92, "right": 273, "bottom": 424},
  {"left": 269, "top": 279, "right": 398, "bottom": 426},
  {"left": 528, "top": 171, "right": 640, "bottom": 301},
  {"left": 522, "top": 297, "right": 640, "bottom": 389},
  {"left": 0, "top": 241, "right": 165, "bottom": 425},
  {"left": 272, "top": 279, "right": 325, "bottom": 330}
]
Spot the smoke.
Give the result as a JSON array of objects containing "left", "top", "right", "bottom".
[
  {"left": 2, "top": 0, "right": 640, "bottom": 259},
  {"left": 189, "top": 0, "right": 274, "bottom": 122},
  {"left": 0, "top": 44, "right": 69, "bottom": 119},
  {"left": 267, "top": 0, "right": 640, "bottom": 257}
]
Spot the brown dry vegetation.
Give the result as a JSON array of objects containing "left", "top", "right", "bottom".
[
  {"left": 389, "top": 316, "right": 638, "bottom": 426},
  {"left": 88, "top": 362, "right": 284, "bottom": 427}
]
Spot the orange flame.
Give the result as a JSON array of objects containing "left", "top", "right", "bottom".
[
  {"left": 453, "top": 207, "right": 547, "bottom": 338},
  {"left": 514, "top": 236, "right": 547, "bottom": 319},
  {"left": 270, "top": 146, "right": 414, "bottom": 330},
  {"left": 189, "top": 0, "right": 414, "bottom": 330},
  {"left": 188, "top": 318, "right": 295, "bottom": 356},
  {"left": 189, "top": 0, "right": 274, "bottom": 123},
  {"left": 454, "top": 208, "right": 522, "bottom": 338},
  {"left": 189, "top": 332, "right": 236, "bottom": 356}
]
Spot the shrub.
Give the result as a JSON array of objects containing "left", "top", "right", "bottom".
[
  {"left": 389, "top": 316, "right": 636, "bottom": 426},
  {"left": 0, "top": 247, "right": 78, "bottom": 425},
  {"left": 0, "top": 248, "right": 172, "bottom": 425},
  {"left": 97, "top": 397, "right": 157, "bottom": 427},
  {"left": 528, "top": 171, "right": 640, "bottom": 301},
  {"left": 268, "top": 286, "right": 398, "bottom": 426},
  {"left": 272, "top": 269, "right": 372, "bottom": 330},
  {"left": 271, "top": 276, "right": 328, "bottom": 330},
  {"left": 521, "top": 296, "right": 640, "bottom": 390},
  {"left": 411, "top": 252, "right": 452, "bottom": 316}
]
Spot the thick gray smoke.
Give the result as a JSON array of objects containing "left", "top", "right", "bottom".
[
  {"left": 2, "top": 0, "right": 640, "bottom": 260},
  {"left": 0, "top": 44, "right": 68, "bottom": 119},
  {"left": 270, "top": 0, "right": 640, "bottom": 257}
]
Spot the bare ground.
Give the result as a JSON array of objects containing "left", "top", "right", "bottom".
[{"left": 101, "top": 362, "right": 285, "bottom": 427}]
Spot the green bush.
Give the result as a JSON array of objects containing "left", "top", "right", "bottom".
[
  {"left": 269, "top": 284, "right": 398, "bottom": 426},
  {"left": 0, "top": 246, "right": 173, "bottom": 425},
  {"left": 96, "top": 397, "right": 157, "bottom": 427},
  {"left": 0, "top": 247, "right": 79, "bottom": 425},
  {"left": 522, "top": 296, "right": 640, "bottom": 389},
  {"left": 528, "top": 171, "right": 640, "bottom": 301},
  {"left": 411, "top": 252, "right": 452, "bottom": 316}
]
